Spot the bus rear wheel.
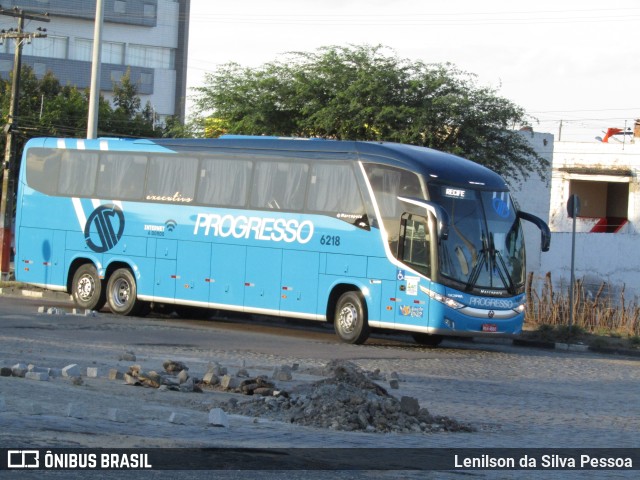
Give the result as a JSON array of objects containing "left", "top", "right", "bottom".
[
  {"left": 334, "top": 291, "right": 370, "bottom": 344},
  {"left": 412, "top": 333, "right": 443, "bottom": 347},
  {"left": 106, "top": 268, "right": 142, "bottom": 316},
  {"left": 71, "top": 264, "right": 106, "bottom": 311}
]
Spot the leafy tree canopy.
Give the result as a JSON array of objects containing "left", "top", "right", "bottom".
[{"left": 194, "top": 44, "right": 547, "bottom": 183}]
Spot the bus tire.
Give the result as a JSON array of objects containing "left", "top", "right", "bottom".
[
  {"left": 71, "top": 264, "right": 106, "bottom": 311},
  {"left": 334, "top": 291, "right": 370, "bottom": 344},
  {"left": 106, "top": 268, "right": 141, "bottom": 316},
  {"left": 412, "top": 333, "right": 443, "bottom": 347}
]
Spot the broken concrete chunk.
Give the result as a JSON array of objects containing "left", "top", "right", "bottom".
[{"left": 208, "top": 408, "right": 229, "bottom": 428}]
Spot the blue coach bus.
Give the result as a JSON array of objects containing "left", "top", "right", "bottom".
[{"left": 14, "top": 136, "right": 549, "bottom": 345}]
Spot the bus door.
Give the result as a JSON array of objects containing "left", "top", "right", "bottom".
[
  {"left": 209, "top": 243, "right": 246, "bottom": 309},
  {"left": 244, "top": 246, "right": 282, "bottom": 313},
  {"left": 176, "top": 240, "right": 211, "bottom": 304},
  {"left": 18, "top": 227, "right": 65, "bottom": 288},
  {"left": 395, "top": 213, "right": 431, "bottom": 327},
  {"left": 154, "top": 239, "right": 177, "bottom": 301},
  {"left": 280, "top": 250, "right": 319, "bottom": 315}
]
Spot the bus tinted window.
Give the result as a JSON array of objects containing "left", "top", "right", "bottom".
[
  {"left": 250, "top": 161, "right": 308, "bottom": 210},
  {"left": 96, "top": 154, "right": 147, "bottom": 200},
  {"left": 197, "top": 157, "right": 252, "bottom": 207},
  {"left": 145, "top": 155, "right": 198, "bottom": 203},
  {"left": 307, "top": 163, "right": 365, "bottom": 217},
  {"left": 58, "top": 151, "right": 99, "bottom": 197},
  {"left": 26, "top": 148, "right": 60, "bottom": 195}
]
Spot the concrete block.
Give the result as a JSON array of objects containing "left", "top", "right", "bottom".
[
  {"left": 62, "top": 364, "right": 81, "bottom": 377},
  {"left": 0, "top": 367, "right": 12, "bottom": 377},
  {"left": 11, "top": 363, "right": 27, "bottom": 377},
  {"left": 179, "top": 377, "right": 194, "bottom": 393},
  {"left": 86, "top": 367, "right": 99, "bottom": 378},
  {"left": 202, "top": 371, "right": 219, "bottom": 385},
  {"left": 208, "top": 408, "right": 229, "bottom": 428},
  {"left": 119, "top": 352, "right": 136, "bottom": 362},
  {"left": 389, "top": 379, "right": 399, "bottom": 389},
  {"left": 25, "top": 371, "right": 49, "bottom": 382},
  {"left": 220, "top": 375, "right": 239, "bottom": 390},
  {"left": 28, "top": 365, "right": 51, "bottom": 375},
  {"left": 108, "top": 369, "right": 124, "bottom": 381},
  {"left": 177, "top": 369, "right": 189, "bottom": 384},
  {"left": 49, "top": 368, "right": 62, "bottom": 378}
]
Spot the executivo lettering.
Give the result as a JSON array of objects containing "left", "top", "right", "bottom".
[{"left": 194, "top": 213, "right": 314, "bottom": 244}]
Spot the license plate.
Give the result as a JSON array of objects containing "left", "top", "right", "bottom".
[{"left": 482, "top": 323, "right": 497, "bottom": 333}]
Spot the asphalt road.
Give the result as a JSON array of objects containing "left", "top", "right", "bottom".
[{"left": 1, "top": 294, "right": 639, "bottom": 479}]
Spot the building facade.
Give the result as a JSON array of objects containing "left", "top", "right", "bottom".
[
  {"left": 0, "top": 0, "right": 190, "bottom": 121},
  {"left": 516, "top": 125, "right": 640, "bottom": 302}
]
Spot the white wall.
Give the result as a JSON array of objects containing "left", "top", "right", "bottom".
[
  {"left": 509, "top": 130, "right": 553, "bottom": 283},
  {"left": 542, "top": 139, "right": 640, "bottom": 301}
]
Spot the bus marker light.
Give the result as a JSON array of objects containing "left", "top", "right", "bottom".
[
  {"left": 23, "top": 260, "right": 33, "bottom": 264},
  {"left": 245, "top": 282, "right": 254, "bottom": 287},
  {"left": 205, "top": 278, "right": 215, "bottom": 283}
]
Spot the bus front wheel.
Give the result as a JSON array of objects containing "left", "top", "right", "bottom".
[
  {"left": 71, "top": 264, "right": 106, "bottom": 311},
  {"left": 106, "top": 268, "right": 141, "bottom": 316},
  {"left": 334, "top": 291, "right": 370, "bottom": 344}
]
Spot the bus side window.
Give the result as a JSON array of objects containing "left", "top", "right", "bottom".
[
  {"left": 250, "top": 161, "right": 308, "bottom": 211},
  {"left": 96, "top": 154, "right": 147, "bottom": 200},
  {"left": 197, "top": 157, "right": 252, "bottom": 207},
  {"left": 58, "top": 150, "right": 99, "bottom": 197},
  {"left": 26, "top": 148, "right": 60, "bottom": 195},
  {"left": 146, "top": 155, "right": 198, "bottom": 202},
  {"left": 307, "top": 163, "right": 366, "bottom": 224}
]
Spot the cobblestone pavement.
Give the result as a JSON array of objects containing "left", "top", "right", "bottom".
[{"left": 1, "top": 295, "right": 639, "bottom": 479}]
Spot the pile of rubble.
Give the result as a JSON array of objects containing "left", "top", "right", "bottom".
[
  {"left": 2, "top": 355, "right": 473, "bottom": 434},
  {"left": 215, "top": 360, "right": 474, "bottom": 434}
]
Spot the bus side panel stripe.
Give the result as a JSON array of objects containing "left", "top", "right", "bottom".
[{"left": 72, "top": 197, "right": 87, "bottom": 231}]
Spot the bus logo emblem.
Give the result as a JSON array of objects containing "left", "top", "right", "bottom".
[{"left": 84, "top": 204, "right": 125, "bottom": 253}]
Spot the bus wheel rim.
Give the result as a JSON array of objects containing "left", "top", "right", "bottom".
[
  {"left": 112, "top": 278, "right": 131, "bottom": 307},
  {"left": 339, "top": 303, "right": 358, "bottom": 334},
  {"left": 77, "top": 275, "right": 95, "bottom": 301}
]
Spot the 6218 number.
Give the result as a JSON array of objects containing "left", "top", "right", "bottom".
[{"left": 320, "top": 235, "right": 341, "bottom": 247}]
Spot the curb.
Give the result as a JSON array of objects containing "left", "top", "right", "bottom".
[
  {"left": 0, "top": 286, "right": 72, "bottom": 303},
  {"left": 512, "top": 337, "right": 640, "bottom": 357}
]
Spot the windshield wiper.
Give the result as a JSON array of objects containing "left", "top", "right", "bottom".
[
  {"left": 465, "top": 234, "right": 489, "bottom": 292},
  {"left": 489, "top": 233, "right": 516, "bottom": 295}
]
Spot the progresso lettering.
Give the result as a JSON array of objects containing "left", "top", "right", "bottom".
[{"left": 194, "top": 214, "right": 314, "bottom": 244}]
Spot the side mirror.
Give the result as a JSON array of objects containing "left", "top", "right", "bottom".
[
  {"left": 398, "top": 196, "right": 449, "bottom": 240},
  {"left": 517, "top": 211, "right": 551, "bottom": 252}
]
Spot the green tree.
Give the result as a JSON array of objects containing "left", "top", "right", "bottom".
[
  {"left": 194, "top": 44, "right": 547, "bottom": 182},
  {"left": 0, "top": 65, "right": 161, "bottom": 145}
]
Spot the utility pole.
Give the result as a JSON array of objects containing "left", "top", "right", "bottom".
[
  {"left": 87, "top": 0, "right": 104, "bottom": 139},
  {"left": 0, "top": 6, "right": 49, "bottom": 279}
]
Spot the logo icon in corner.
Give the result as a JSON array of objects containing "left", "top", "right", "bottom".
[
  {"left": 165, "top": 219, "right": 177, "bottom": 232},
  {"left": 84, "top": 204, "right": 125, "bottom": 253}
]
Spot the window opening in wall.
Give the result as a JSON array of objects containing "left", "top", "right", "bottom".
[{"left": 569, "top": 179, "right": 629, "bottom": 233}]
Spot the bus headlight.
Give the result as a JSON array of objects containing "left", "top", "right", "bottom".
[
  {"left": 420, "top": 286, "right": 464, "bottom": 310},
  {"left": 513, "top": 303, "right": 526, "bottom": 314}
]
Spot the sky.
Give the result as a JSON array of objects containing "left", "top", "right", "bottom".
[{"left": 186, "top": 0, "right": 639, "bottom": 142}]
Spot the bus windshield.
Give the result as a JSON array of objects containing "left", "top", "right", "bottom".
[{"left": 429, "top": 185, "right": 525, "bottom": 293}]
